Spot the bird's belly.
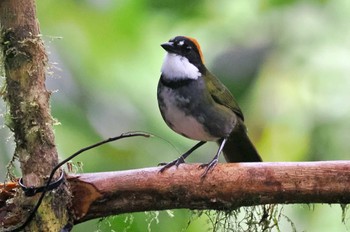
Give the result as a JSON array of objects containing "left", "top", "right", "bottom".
[
  {"left": 164, "top": 105, "right": 218, "bottom": 141},
  {"left": 158, "top": 88, "right": 218, "bottom": 141}
]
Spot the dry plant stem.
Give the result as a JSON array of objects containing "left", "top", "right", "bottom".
[
  {"left": 69, "top": 161, "right": 350, "bottom": 224},
  {"left": 0, "top": 0, "right": 70, "bottom": 231}
]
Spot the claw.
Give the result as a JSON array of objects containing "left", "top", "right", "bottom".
[
  {"left": 158, "top": 141, "right": 206, "bottom": 173},
  {"left": 199, "top": 138, "right": 227, "bottom": 178},
  {"left": 159, "top": 157, "right": 185, "bottom": 173},
  {"left": 199, "top": 159, "right": 218, "bottom": 178}
]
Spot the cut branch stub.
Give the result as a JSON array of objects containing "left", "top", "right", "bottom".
[{"left": 68, "top": 161, "right": 350, "bottom": 224}]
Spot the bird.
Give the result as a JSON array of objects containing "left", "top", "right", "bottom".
[{"left": 157, "top": 36, "right": 262, "bottom": 177}]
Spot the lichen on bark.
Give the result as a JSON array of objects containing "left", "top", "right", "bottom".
[{"left": 0, "top": 0, "right": 71, "bottom": 231}]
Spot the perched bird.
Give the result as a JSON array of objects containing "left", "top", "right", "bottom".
[{"left": 157, "top": 36, "right": 262, "bottom": 176}]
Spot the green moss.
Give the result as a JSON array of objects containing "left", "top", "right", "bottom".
[{"left": 36, "top": 194, "right": 69, "bottom": 232}]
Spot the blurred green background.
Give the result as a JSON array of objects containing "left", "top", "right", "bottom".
[{"left": 1, "top": 0, "right": 350, "bottom": 231}]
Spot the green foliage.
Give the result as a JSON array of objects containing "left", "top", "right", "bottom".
[{"left": 146, "top": 0, "right": 204, "bottom": 18}]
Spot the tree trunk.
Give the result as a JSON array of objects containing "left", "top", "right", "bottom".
[{"left": 0, "top": 0, "right": 71, "bottom": 231}]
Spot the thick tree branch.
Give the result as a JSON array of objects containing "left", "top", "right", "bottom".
[
  {"left": 2, "top": 161, "right": 349, "bottom": 228},
  {"left": 67, "top": 161, "right": 350, "bottom": 224}
]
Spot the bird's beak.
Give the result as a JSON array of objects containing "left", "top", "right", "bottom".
[{"left": 161, "top": 41, "right": 176, "bottom": 53}]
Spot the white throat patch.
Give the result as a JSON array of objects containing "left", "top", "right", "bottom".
[{"left": 161, "top": 53, "right": 200, "bottom": 80}]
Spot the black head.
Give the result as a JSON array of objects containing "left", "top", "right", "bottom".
[{"left": 161, "top": 36, "right": 205, "bottom": 71}]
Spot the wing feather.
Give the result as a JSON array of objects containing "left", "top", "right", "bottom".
[{"left": 203, "top": 70, "right": 244, "bottom": 120}]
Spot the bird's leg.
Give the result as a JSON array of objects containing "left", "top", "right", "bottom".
[
  {"left": 200, "top": 138, "right": 227, "bottom": 178},
  {"left": 159, "top": 141, "right": 206, "bottom": 172}
]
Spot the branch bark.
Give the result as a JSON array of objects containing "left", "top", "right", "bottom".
[
  {"left": 68, "top": 161, "right": 350, "bottom": 224},
  {"left": 0, "top": 0, "right": 71, "bottom": 231},
  {"left": 1, "top": 160, "right": 350, "bottom": 229}
]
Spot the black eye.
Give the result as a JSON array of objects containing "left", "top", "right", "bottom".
[{"left": 185, "top": 46, "right": 192, "bottom": 51}]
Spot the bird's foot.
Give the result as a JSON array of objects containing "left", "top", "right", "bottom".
[
  {"left": 158, "top": 156, "right": 185, "bottom": 173},
  {"left": 199, "top": 159, "right": 218, "bottom": 178}
]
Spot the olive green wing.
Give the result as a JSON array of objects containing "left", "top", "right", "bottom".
[{"left": 204, "top": 70, "right": 244, "bottom": 121}]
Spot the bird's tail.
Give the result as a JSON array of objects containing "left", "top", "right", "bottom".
[{"left": 218, "top": 119, "right": 262, "bottom": 162}]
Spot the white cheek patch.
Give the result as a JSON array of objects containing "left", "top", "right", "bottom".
[
  {"left": 178, "top": 40, "right": 184, "bottom": 46},
  {"left": 161, "top": 53, "right": 200, "bottom": 80}
]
